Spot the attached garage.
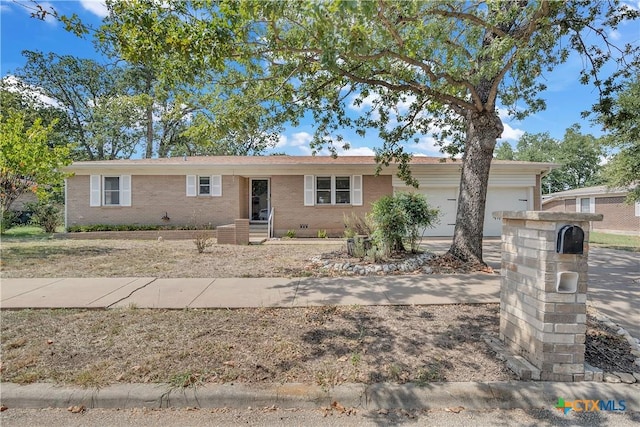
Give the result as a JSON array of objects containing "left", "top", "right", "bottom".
[{"left": 393, "top": 161, "right": 546, "bottom": 237}]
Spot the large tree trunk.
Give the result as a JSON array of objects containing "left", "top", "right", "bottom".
[
  {"left": 447, "top": 110, "right": 503, "bottom": 266},
  {"left": 144, "top": 74, "right": 154, "bottom": 158}
]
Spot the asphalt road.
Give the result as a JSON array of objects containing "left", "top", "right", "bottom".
[{"left": 2, "top": 407, "right": 640, "bottom": 427}]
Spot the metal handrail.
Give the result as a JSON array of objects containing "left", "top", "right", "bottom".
[{"left": 267, "top": 207, "right": 275, "bottom": 238}]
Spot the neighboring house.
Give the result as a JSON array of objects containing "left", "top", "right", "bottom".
[
  {"left": 542, "top": 185, "right": 640, "bottom": 235},
  {"left": 64, "top": 156, "right": 553, "bottom": 237}
]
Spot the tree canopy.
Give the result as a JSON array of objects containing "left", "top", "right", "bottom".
[
  {"left": 495, "top": 125, "right": 604, "bottom": 194},
  {"left": 596, "top": 77, "right": 640, "bottom": 202},
  {"left": 98, "top": 0, "right": 638, "bottom": 265},
  {"left": 0, "top": 109, "right": 70, "bottom": 213},
  {"left": 31, "top": 0, "right": 639, "bottom": 265}
]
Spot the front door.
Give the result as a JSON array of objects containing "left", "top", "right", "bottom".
[{"left": 250, "top": 178, "right": 270, "bottom": 222}]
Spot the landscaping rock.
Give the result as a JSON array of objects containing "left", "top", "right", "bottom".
[
  {"left": 612, "top": 372, "right": 637, "bottom": 384},
  {"left": 603, "top": 373, "right": 621, "bottom": 383}
]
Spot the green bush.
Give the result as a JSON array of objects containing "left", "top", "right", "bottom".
[
  {"left": 371, "top": 192, "right": 440, "bottom": 254},
  {"left": 1, "top": 210, "right": 18, "bottom": 234},
  {"left": 66, "top": 224, "right": 202, "bottom": 232},
  {"left": 26, "top": 201, "right": 62, "bottom": 233},
  {"left": 284, "top": 229, "right": 297, "bottom": 238},
  {"left": 317, "top": 229, "right": 328, "bottom": 238}
]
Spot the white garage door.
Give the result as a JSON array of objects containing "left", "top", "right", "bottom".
[
  {"left": 421, "top": 188, "right": 458, "bottom": 237},
  {"left": 419, "top": 187, "right": 531, "bottom": 237},
  {"left": 484, "top": 187, "right": 531, "bottom": 236}
]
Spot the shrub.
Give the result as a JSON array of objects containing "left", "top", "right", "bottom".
[
  {"left": 284, "top": 229, "right": 296, "bottom": 238},
  {"left": 343, "top": 212, "right": 376, "bottom": 238},
  {"left": 1, "top": 209, "right": 18, "bottom": 234},
  {"left": 193, "top": 228, "right": 214, "bottom": 253},
  {"left": 317, "top": 229, "right": 328, "bottom": 238},
  {"left": 27, "top": 201, "right": 62, "bottom": 233},
  {"left": 371, "top": 192, "right": 440, "bottom": 254}
]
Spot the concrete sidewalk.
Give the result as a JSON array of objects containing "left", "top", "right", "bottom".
[{"left": 0, "top": 274, "right": 500, "bottom": 309}]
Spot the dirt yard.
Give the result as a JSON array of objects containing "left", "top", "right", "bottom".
[{"left": 0, "top": 239, "right": 344, "bottom": 278}]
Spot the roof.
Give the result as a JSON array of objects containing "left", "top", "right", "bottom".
[
  {"left": 542, "top": 185, "right": 630, "bottom": 204},
  {"left": 67, "top": 155, "right": 555, "bottom": 175}
]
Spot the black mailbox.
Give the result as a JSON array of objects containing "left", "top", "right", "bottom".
[{"left": 556, "top": 225, "right": 584, "bottom": 254}]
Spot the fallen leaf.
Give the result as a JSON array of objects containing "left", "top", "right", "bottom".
[
  {"left": 331, "top": 401, "right": 346, "bottom": 413},
  {"left": 1, "top": 405, "right": 8, "bottom": 412},
  {"left": 377, "top": 408, "right": 389, "bottom": 415},
  {"left": 445, "top": 406, "right": 465, "bottom": 413},
  {"left": 67, "top": 405, "right": 85, "bottom": 414},
  {"left": 47, "top": 339, "right": 54, "bottom": 345}
]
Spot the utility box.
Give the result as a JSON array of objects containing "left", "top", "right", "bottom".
[
  {"left": 557, "top": 225, "right": 585, "bottom": 254},
  {"left": 493, "top": 211, "right": 603, "bottom": 382}
]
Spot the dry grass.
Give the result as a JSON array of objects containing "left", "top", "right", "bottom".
[
  {"left": 0, "top": 239, "right": 343, "bottom": 278},
  {"left": 0, "top": 304, "right": 514, "bottom": 387}
]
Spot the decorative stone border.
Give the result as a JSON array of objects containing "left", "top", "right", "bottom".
[{"left": 309, "top": 252, "right": 436, "bottom": 276}]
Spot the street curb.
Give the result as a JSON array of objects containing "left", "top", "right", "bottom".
[{"left": 1, "top": 382, "right": 639, "bottom": 410}]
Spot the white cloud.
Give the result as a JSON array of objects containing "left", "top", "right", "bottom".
[
  {"left": 500, "top": 123, "right": 525, "bottom": 141},
  {"left": 275, "top": 135, "right": 288, "bottom": 148},
  {"left": 338, "top": 146, "right": 375, "bottom": 156},
  {"left": 2, "top": 75, "right": 60, "bottom": 108},
  {"left": 608, "top": 29, "right": 622, "bottom": 41},
  {"left": 0, "top": 4, "right": 12, "bottom": 13},
  {"left": 80, "top": 0, "right": 109, "bottom": 18},
  {"left": 290, "top": 131, "right": 313, "bottom": 147}
]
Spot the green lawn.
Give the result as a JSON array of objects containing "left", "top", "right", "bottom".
[
  {"left": 0, "top": 226, "right": 62, "bottom": 241},
  {"left": 590, "top": 232, "right": 640, "bottom": 252}
]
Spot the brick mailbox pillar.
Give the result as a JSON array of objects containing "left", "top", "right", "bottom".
[{"left": 493, "top": 211, "right": 603, "bottom": 381}]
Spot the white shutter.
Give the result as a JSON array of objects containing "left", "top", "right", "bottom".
[
  {"left": 635, "top": 201, "right": 640, "bottom": 217},
  {"left": 120, "top": 175, "right": 131, "bottom": 206},
  {"left": 590, "top": 197, "right": 596, "bottom": 213},
  {"left": 575, "top": 198, "right": 580, "bottom": 212},
  {"left": 186, "top": 175, "right": 197, "bottom": 197},
  {"left": 304, "top": 175, "right": 314, "bottom": 206},
  {"left": 211, "top": 175, "right": 222, "bottom": 197},
  {"left": 352, "top": 175, "right": 363, "bottom": 206},
  {"left": 90, "top": 175, "right": 101, "bottom": 207}
]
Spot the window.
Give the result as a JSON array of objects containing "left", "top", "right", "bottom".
[
  {"left": 90, "top": 175, "right": 131, "bottom": 207},
  {"left": 579, "top": 198, "right": 590, "bottom": 213},
  {"left": 335, "top": 176, "right": 351, "bottom": 204},
  {"left": 304, "top": 175, "right": 362, "bottom": 206},
  {"left": 314, "top": 176, "right": 351, "bottom": 205},
  {"left": 316, "top": 177, "right": 332, "bottom": 204},
  {"left": 199, "top": 176, "right": 211, "bottom": 195},
  {"left": 104, "top": 177, "right": 120, "bottom": 205}
]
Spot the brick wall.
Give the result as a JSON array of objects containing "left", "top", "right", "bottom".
[
  {"left": 593, "top": 196, "right": 639, "bottom": 233},
  {"left": 543, "top": 195, "right": 639, "bottom": 234},
  {"left": 271, "top": 174, "right": 392, "bottom": 238},
  {"left": 497, "top": 211, "right": 602, "bottom": 382},
  {"left": 67, "top": 175, "right": 241, "bottom": 228}
]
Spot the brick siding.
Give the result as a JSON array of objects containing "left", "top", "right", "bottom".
[
  {"left": 543, "top": 195, "right": 639, "bottom": 234},
  {"left": 67, "top": 175, "right": 241, "bottom": 228}
]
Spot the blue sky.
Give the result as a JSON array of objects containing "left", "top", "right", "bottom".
[{"left": 2, "top": 0, "right": 639, "bottom": 157}]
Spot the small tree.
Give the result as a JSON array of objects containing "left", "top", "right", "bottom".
[
  {"left": 0, "top": 110, "right": 70, "bottom": 215},
  {"left": 27, "top": 201, "right": 62, "bottom": 233},
  {"left": 371, "top": 193, "right": 440, "bottom": 255}
]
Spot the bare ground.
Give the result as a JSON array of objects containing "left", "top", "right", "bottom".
[
  {"left": 1, "top": 238, "right": 637, "bottom": 387},
  {"left": 0, "top": 304, "right": 514, "bottom": 387},
  {"left": 0, "top": 239, "right": 344, "bottom": 278}
]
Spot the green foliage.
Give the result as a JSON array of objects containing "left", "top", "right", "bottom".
[
  {"left": 317, "top": 229, "right": 328, "bottom": 239},
  {"left": 495, "top": 126, "right": 605, "bottom": 193},
  {"left": 0, "top": 109, "right": 71, "bottom": 213},
  {"left": 596, "top": 78, "right": 640, "bottom": 202},
  {"left": 284, "top": 229, "right": 297, "bottom": 239},
  {"left": 26, "top": 201, "right": 62, "bottom": 233},
  {"left": 371, "top": 192, "right": 440, "bottom": 254},
  {"left": 66, "top": 224, "right": 199, "bottom": 232},
  {"left": 1, "top": 210, "right": 18, "bottom": 234}
]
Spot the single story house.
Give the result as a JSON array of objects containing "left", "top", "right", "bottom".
[
  {"left": 542, "top": 185, "right": 640, "bottom": 235},
  {"left": 64, "top": 156, "right": 553, "bottom": 238}
]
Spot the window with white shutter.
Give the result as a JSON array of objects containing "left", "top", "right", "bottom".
[
  {"left": 90, "top": 175, "right": 101, "bottom": 207},
  {"left": 186, "top": 175, "right": 197, "bottom": 197},
  {"left": 304, "top": 175, "right": 314, "bottom": 206}
]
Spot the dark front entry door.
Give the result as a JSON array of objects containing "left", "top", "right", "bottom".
[{"left": 250, "top": 179, "right": 270, "bottom": 221}]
